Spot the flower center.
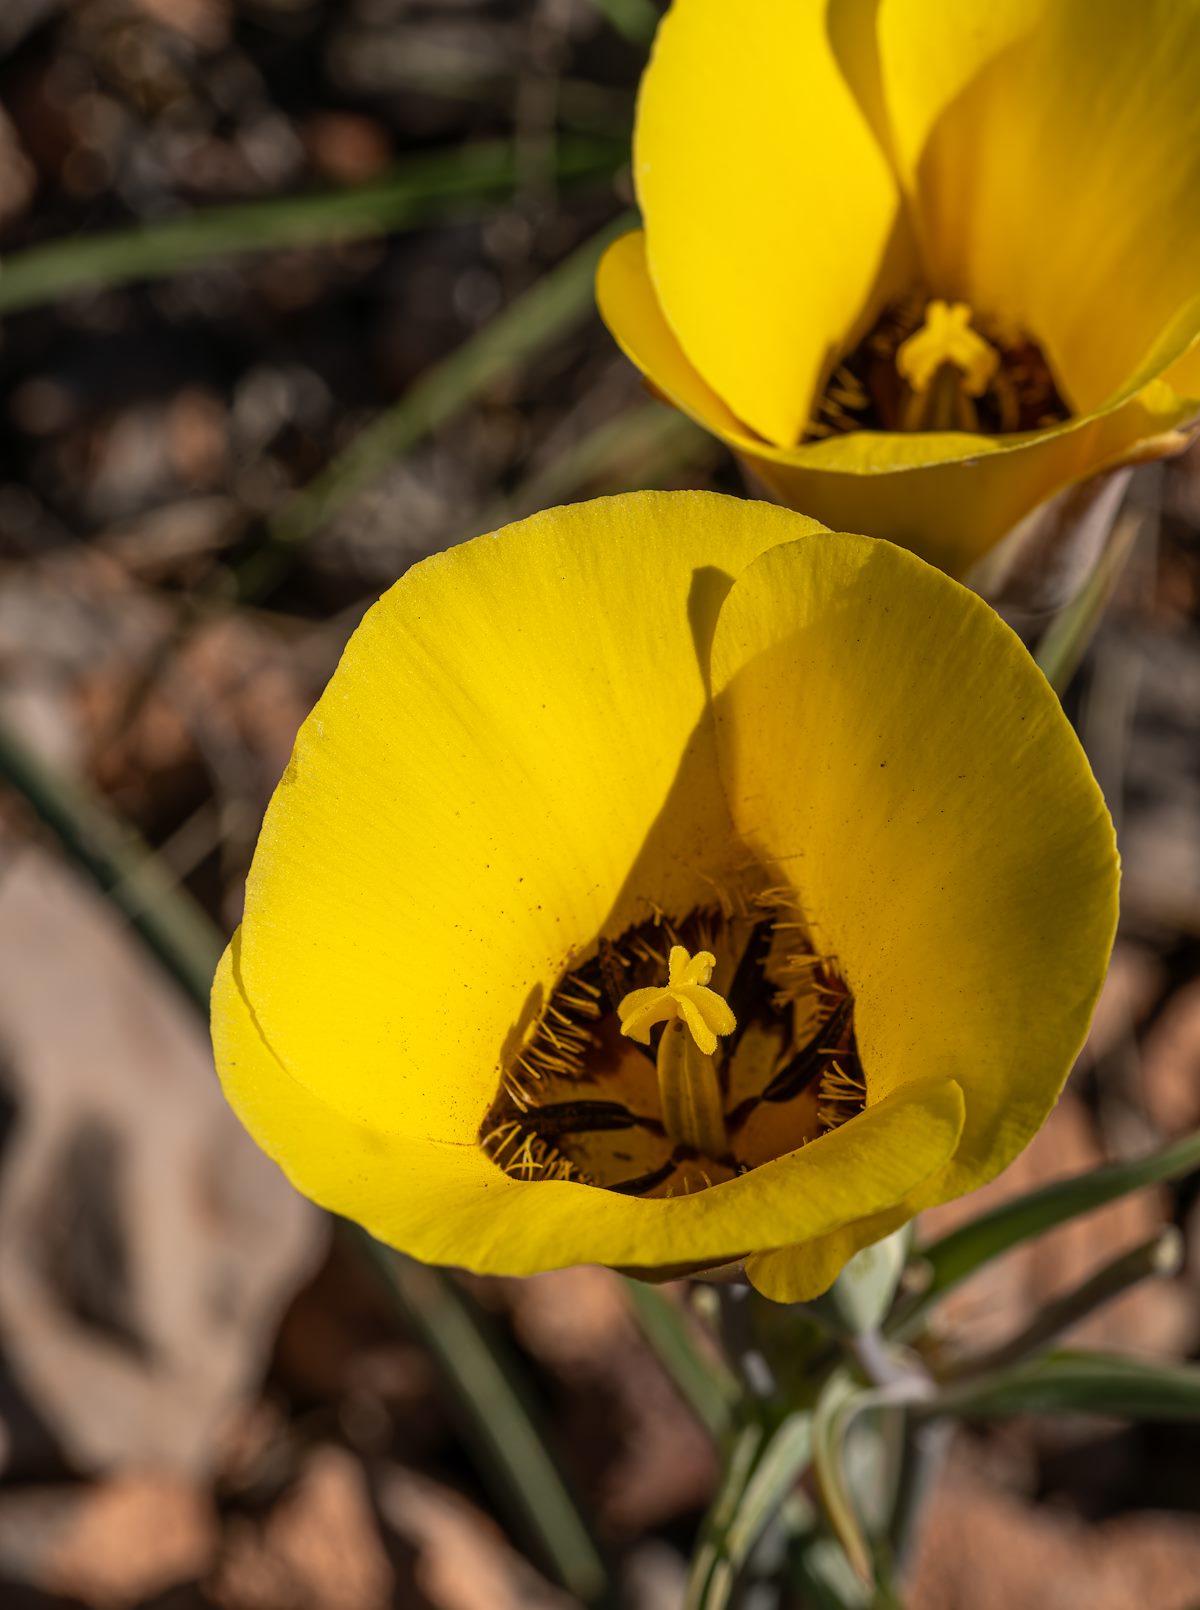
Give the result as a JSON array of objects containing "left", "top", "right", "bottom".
[
  {"left": 479, "top": 890, "right": 865, "bottom": 1198},
  {"left": 807, "top": 291, "right": 1070, "bottom": 440}
]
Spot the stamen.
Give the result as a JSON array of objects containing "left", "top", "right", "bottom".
[
  {"left": 618, "top": 944, "right": 736, "bottom": 1157},
  {"left": 818, "top": 1059, "right": 867, "bottom": 1133},
  {"left": 481, "top": 895, "right": 866, "bottom": 1195}
]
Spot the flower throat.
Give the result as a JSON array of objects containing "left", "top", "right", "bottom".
[
  {"left": 480, "top": 890, "right": 864, "bottom": 1198},
  {"left": 807, "top": 293, "right": 1070, "bottom": 440}
]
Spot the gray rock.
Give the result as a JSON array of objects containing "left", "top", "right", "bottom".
[{"left": 0, "top": 833, "right": 324, "bottom": 1476}]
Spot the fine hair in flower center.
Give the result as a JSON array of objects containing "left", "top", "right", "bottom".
[{"left": 480, "top": 890, "right": 864, "bottom": 1198}]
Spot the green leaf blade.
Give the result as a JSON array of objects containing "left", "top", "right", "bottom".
[
  {"left": 931, "top": 1350, "right": 1200, "bottom": 1423},
  {"left": 893, "top": 1126, "right": 1200, "bottom": 1340}
]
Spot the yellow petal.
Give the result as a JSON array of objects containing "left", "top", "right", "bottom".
[
  {"left": 709, "top": 532, "right": 1119, "bottom": 1208},
  {"left": 233, "top": 492, "right": 821, "bottom": 1146},
  {"left": 634, "top": 0, "right": 910, "bottom": 446},
  {"left": 216, "top": 931, "right": 964, "bottom": 1275},
  {"left": 743, "top": 391, "right": 1198, "bottom": 579},
  {"left": 218, "top": 493, "right": 1116, "bottom": 1286},
  {"left": 877, "top": 0, "right": 1200, "bottom": 410},
  {"left": 745, "top": 1205, "right": 912, "bottom": 1305},
  {"left": 597, "top": 231, "right": 1199, "bottom": 576}
]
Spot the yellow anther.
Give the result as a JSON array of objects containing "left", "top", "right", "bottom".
[
  {"left": 895, "top": 300, "right": 999, "bottom": 398},
  {"left": 618, "top": 944, "right": 736, "bottom": 1056},
  {"left": 618, "top": 945, "right": 735, "bottom": 1159}
]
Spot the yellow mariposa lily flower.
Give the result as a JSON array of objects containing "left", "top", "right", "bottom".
[
  {"left": 597, "top": 0, "right": 1200, "bottom": 583},
  {"left": 212, "top": 492, "right": 1117, "bottom": 1301}
]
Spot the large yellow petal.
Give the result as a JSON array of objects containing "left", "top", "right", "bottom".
[
  {"left": 635, "top": 0, "right": 909, "bottom": 447},
  {"left": 237, "top": 493, "right": 818, "bottom": 1145},
  {"left": 877, "top": 0, "right": 1200, "bottom": 410},
  {"left": 216, "top": 935, "right": 965, "bottom": 1274},
  {"left": 216, "top": 494, "right": 991, "bottom": 1279},
  {"left": 745, "top": 1205, "right": 913, "bottom": 1305},
  {"left": 743, "top": 392, "right": 1196, "bottom": 580},
  {"left": 597, "top": 231, "right": 1197, "bottom": 576},
  {"left": 709, "top": 533, "right": 1119, "bottom": 1208}
]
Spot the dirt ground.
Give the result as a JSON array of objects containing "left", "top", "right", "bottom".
[{"left": 0, "top": 3, "right": 1198, "bottom": 1607}]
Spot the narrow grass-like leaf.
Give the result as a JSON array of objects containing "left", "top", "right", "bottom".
[
  {"left": 0, "top": 137, "right": 626, "bottom": 316},
  {"left": 0, "top": 718, "right": 222, "bottom": 1011},
  {"left": 811, "top": 1371, "right": 876, "bottom": 1586},
  {"left": 891, "top": 1125, "right": 1200, "bottom": 1341},
  {"left": 937, "top": 1228, "right": 1183, "bottom": 1382},
  {"left": 687, "top": 1412, "right": 814, "bottom": 1610},
  {"left": 929, "top": 1349, "right": 1200, "bottom": 1423},
  {"left": 232, "top": 211, "right": 635, "bottom": 600},
  {"left": 358, "top": 1234, "right": 614, "bottom": 1607},
  {"left": 495, "top": 403, "right": 711, "bottom": 524},
  {"left": 623, "top": 1279, "right": 738, "bottom": 1441},
  {"left": 590, "top": 0, "right": 660, "bottom": 46},
  {"left": 1036, "top": 512, "right": 1140, "bottom": 694}
]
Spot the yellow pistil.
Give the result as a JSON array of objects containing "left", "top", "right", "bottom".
[
  {"left": 618, "top": 944, "right": 735, "bottom": 1158},
  {"left": 896, "top": 300, "right": 1000, "bottom": 432}
]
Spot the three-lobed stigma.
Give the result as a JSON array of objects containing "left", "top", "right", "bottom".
[
  {"left": 618, "top": 944, "right": 736, "bottom": 1158},
  {"left": 806, "top": 290, "right": 1068, "bottom": 441},
  {"left": 617, "top": 944, "right": 736, "bottom": 1056},
  {"left": 895, "top": 300, "right": 1000, "bottom": 399}
]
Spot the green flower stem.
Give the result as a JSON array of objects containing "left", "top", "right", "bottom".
[
  {"left": 936, "top": 1227, "right": 1183, "bottom": 1384},
  {"left": 837, "top": 1333, "right": 944, "bottom": 1582},
  {"left": 884, "top": 1413, "right": 951, "bottom": 1580},
  {"left": 1035, "top": 510, "right": 1140, "bottom": 695},
  {"left": 0, "top": 137, "right": 626, "bottom": 316}
]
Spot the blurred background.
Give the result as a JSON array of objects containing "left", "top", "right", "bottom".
[{"left": 0, "top": 2, "right": 1198, "bottom": 1607}]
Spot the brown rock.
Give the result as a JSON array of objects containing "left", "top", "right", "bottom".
[
  {"left": 43, "top": 1472, "right": 217, "bottom": 1608},
  {"left": 508, "top": 1269, "right": 717, "bottom": 1536},
  {"left": 377, "top": 1465, "right": 577, "bottom": 1610},
  {"left": 213, "top": 1447, "right": 393, "bottom": 1610},
  {"left": 304, "top": 114, "right": 393, "bottom": 183},
  {"left": 1140, "top": 978, "right": 1200, "bottom": 1136},
  {"left": 1082, "top": 941, "right": 1165, "bottom": 1063},
  {"left": 0, "top": 836, "right": 323, "bottom": 1476},
  {"left": 0, "top": 107, "right": 35, "bottom": 227},
  {"left": 908, "top": 1445, "right": 1200, "bottom": 1610},
  {"left": 166, "top": 389, "right": 230, "bottom": 490},
  {"left": 131, "top": 0, "right": 231, "bottom": 50}
]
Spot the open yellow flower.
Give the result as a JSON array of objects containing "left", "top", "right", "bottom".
[
  {"left": 597, "top": 0, "right": 1200, "bottom": 582},
  {"left": 212, "top": 492, "right": 1117, "bottom": 1301}
]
